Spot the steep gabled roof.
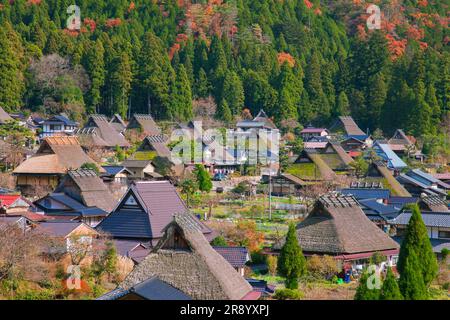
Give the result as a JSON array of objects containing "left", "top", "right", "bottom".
[
  {"left": 96, "top": 181, "right": 214, "bottom": 241},
  {"left": 127, "top": 114, "right": 161, "bottom": 135},
  {"left": 373, "top": 142, "right": 408, "bottom": 170},
  {"left": 330, "top": 116, "right": 366, "bottom": 137},
  {"left": 120, "top": 213, "right": 255, "bottom": 300},
  {"left": 110, "top": 114, "right": 127, "bottom": 133},
  {"left": 79, "top": 115, "right": 130, "bottom": 148},
  {"left": 295, "top": 194, "right": 399, "bottom": 254},
  {"left": 213, "top": 247, "right": 250, "bottom": 268},
  {"left": 0, "top": 107, "right": 13, "bottom": 124},
  {"left": 419, "top": 195, "right": 449, "bottom": 213},
  {"left": 253, "top": 110, "right": 277, "bottom": 130},
  {"left": 54, "top": 169, "right": 116, "bottom": 212},
  {"left": 13, "top": 137, "right": 99, "bottom": 175},
  {"left": 38, "top": 221, "right": 98, "bottom": 238}
]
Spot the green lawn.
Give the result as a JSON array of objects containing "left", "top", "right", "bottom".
[{"left": 133, "top": 151, "right": 157, "bottom": 161}]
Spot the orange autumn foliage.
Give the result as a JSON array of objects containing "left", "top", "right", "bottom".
[
  {"left": 277, "top": 52, "right": 296, "bottom": 67},
  {"left": 83, "top": 18, "right": 96, "bottom": 32},
  {"left": 304, "top": 0, "right": 313, "bottom": 9},
  {"left": 105, "top": 18, "right": 121, "bottom": 28},
  {"left": 128, "top": 1, "right": 135, "bottom": 12}
]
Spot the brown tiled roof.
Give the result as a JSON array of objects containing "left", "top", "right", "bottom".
[
  {"left": 295, "top": 194, "right": 399, "bottom": 254},
  {"left": 121, "top": 213, "right": 254, "bottom": 300},
  {"left": 13, "top": 137, "right": 99, "bottom": 175}
]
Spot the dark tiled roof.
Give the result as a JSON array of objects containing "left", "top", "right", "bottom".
[
  {"left": 97, "top": 181, "right": 213, "bottom": 240},
  {"left": 97, "top": 276, "right": 192, "bottom": 300},
  {"left": 102, "top": 166, "right": 130, "bottom": 176},
  {"left": 393, "top": 236, "right": 450, "bottom": 254},
  {"left": 213, "top": 247, "right": 250, "bottom": 268},
  {"left": 388, "top": 211, "right": 450, "bottom": 228},
  {"left": 341, "top": 188, "right": 390, "bottom": 200},
  {"left": 359, "top": 199, "right": 400, "bottom": 215},
  {"left": 387, "top": 197, "right": 419, "bottom": 206}
]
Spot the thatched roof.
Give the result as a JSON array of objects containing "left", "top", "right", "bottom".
[
  {"left": 295, "top": 194, "right": 399, "bottom": 255},
  {"left": 121, "top": 213, "right": 255, "bottom": 300},
  {"left": 305, "top": 149, "right": 336, "bottom": 180},
  {"left": 54, "top": 169, "right": 115, "bottom": 212},
  {"left": 127, "top": 114, "right": 161, "bottom": 135},
  {"left": 330, "top": 116, "right": 366, "bottom": 137},
  {"left": 13, "top": 137, "right": 100, "bottom": 175},
  {"left": 0, "top": 107, "right": 13, "bottom": 124},
  {"left": 79, "top": 115, "right": 130, "bottom": 148},
  {"left": 374, "top": 163, "right": 411, "bottom": 197},
  {"left": 110, "top": 114, "right": 127, "bottom": 133}
]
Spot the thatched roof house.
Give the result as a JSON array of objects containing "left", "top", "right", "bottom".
[
  {"left": 119, "top": 213, "right": 258, "bottom": 300},
  {"left": 13, "top": 137, "right": 101, "bottom": 195},
  {"left": 54, "top": 169, "right": 116, "bottom": 212},
  {"left": 110, "top": 114, "right": 127, "bottom": 133},
  {"left": 292, "top": 194, "right": 399, "bottom": 260},
  {"left": 127, "top": 114, "right": 161, "bottom": 136},
  {"left": 0, "top": 106, "right": 13, "bottom": 124},
  {"left": 77, "top": 115, "right": 130, "bottom": 148},
  {"left": 329, "top": 116, "right": 369, "bottom": 141}
]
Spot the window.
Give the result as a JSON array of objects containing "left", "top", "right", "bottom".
[
  {"left": 438, "top": 230, "right": 450, "bottom": 239},
  {"left": 50, "top": 125, "right": 62, "bottom": 131}
]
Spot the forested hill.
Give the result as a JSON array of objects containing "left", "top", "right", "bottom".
[{"left": 0, "top": 0, "right": 448, "bottom": 138}]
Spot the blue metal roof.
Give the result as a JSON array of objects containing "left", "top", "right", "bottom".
[
  {"left": 393, "top": 236, "right": 450, "bottom": 254},
  {"left": 44, "top": 115, "right": 77, "bottom": 126},
  {"left": 347, "top": 134, "right": 368, "bottom": 141},
  {"left": 374, "top": 143, "right": 408, "bottom": 169},
  {"left": 359, "top": 199, "right": 400, "bottom": 215},
  {"left": 102, "top": 166, "right": 126, "bottom": 176},
  {"left": 341, "top": 188, "right": 391, "bottom": 200},
  {"left": 388, "top": 211, "right": 450, "bottom": 228}
]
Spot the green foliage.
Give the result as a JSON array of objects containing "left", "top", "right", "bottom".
[
  {"left": 397, "top": 205, "right": 439, "bottom": 287},
  {"left": 354, "top": 269, "right": 381, "bottom": 300},
  {"left": 380, "top": 267, "right": 403, "bottom": 300},
  {"left": 273, "top": 288, "right": 303, "bottom": 300},
  {"left": 350, "top": 156, "right": 369, "bottom": 177},
  {"left": 278, "top": 223, "right": 306, "bottom": 289},
  {"left": 80, "top": 163, "right": 99, "bottom": 175},
  {"left": 210, "top": 236, "right": 228, "bottom": 247},
  {"left": 194, "top": 164, "right": 212, "bottom": 193},
  {"left": 180, "top": 178, "right": 197, "bottom": 207}
]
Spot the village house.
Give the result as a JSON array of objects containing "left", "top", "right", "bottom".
[
  {"left": 397, "top": 169, "right": 450, "bottom": 198},
  {"left": 236, "top": 109, "right": 277, "bottom": 132},
  {"left": 38, "top": 221, "right": 99, "bottom": 253},
  {"left": 99, "top": 213, "right": 259, "bottom": 300},
  {"left": 300, "top": 126, "right": 329, "bottom": 141},
  {"left": 0, "top": 194, "right": 32, "bottom": 215},
  {"left": 13, "top": 136, "right": 101, "bottom": 195},
  {"left": 126, "top": 114, "right": 161, "bottom": 136},
  {"left": 268, "top": 173, "right": 309, "bottom": 197},
  {"left": 433, "top": 173, "right": 450, "bottom": 185},
  {"left": 277, "top": 194, "right": 400, "bottom": 269},
  {"left": 101, "top": 166, "right": 133, "bottom": 186},
  {"left": 213, "top": 246, "right": 250, "bottom": 277},
  {"left": 388, "top": 210, "right": 450, "bottom": 258},
  {"left": 329, "top": 116, "right": 372, "bottom": 145},
  {"left": 340, "top": 136, "right": 366, "bottom": 157},
  {"left": 76, "top": 115, "right": 130, "bottom": 149},
  {"left": 39, "top": 114, "right": 78, "bottom": 139},
  {"left": 0, "top": 106, "right": 14, "bottom": 125},
  {"left": 373, "top": 141, "right": 408, "bottom": 171},
  {"left": 109, "top": 114, "right": 127, "bottom": 133},
  {"left": 303, "top": 136, "right": 329, "bottom": 150},
  {"left": 0, "top": 215, "right": 33, "bottom": 232},
  {"left": 96, "top": 181, "right": 215, "bottom": 247},
  {"left": 34, "top": 169, "right": 115, "bottom": 226}
]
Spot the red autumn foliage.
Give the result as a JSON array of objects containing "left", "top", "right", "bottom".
[
  {"left": 169, "top": 43, "right": 181, "bottom": 60},
  {"left": 83, "top": 18, "right": 96, "bottom": 32},
  {"left": 128, "top": 1, "right": 135, "bottom": 12},
  {"left": 407, "top": 26, "right": 425, "bottom": 40},
  {"left": 27, "top": 0, "right": 41, "bottom": 5},
  {"left": 277, "top": 52, "right": 296, "bottom": 67},
  {"left": 304, "top": 0, "right": 313, "bottom": 9},
  {"left": 386, "top": 34, "right": 407, "bottom": 60},
  {"left": 105, "top": 18, "right": 122, "bottom": 28},
  {"left": 63, "top": 29, "right": 79, "bottom": 37}
]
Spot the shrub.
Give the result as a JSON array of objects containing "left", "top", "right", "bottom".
[
  {"left": 306, "top": 255, "right": 339, "bottom": 280},
  {"left": 266, "top": 255, "right": 278, "bottom": 276},
  {"left": 210, "top": 236, "right": 228, "bottom": 247},
  {"left": 273, "top": 288, "right": 303, "bottom": 300}
]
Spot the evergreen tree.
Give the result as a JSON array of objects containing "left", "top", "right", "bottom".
[
  {"left": 195, "top": 164, "right": 212, "bottom": 193},
  {"left": 173, "top": 64, "right": 193, "bottom": 121},
  {"left": 335, "top": 91, "right": 350, "bottom": 116},
  {"left": 399, "top": 251, "right": 428, "bottom": 300},
  {"left": 278, "top": 223, "right": 306, "bottom": 289},
  {"left": 354, "top": 269, "right": 381, "bottom": 300},
  {"left": 0, "top": 27, "right": 23, "bottom": 111},
  {"left": 216, "top": 100, "right": 233, "bottom": 124},
  {"left": 83, "top": 40, "right": 105, "bottom": 114},
  {"left": 397, "top": 205, "right": 438, "bottom": 298},
  {"left": 110, "top": 52, "right": 132, "bottom": 118},
  {"left": 305, "top": 52, "right": 330, "bottom": 122},
  {"left": 222, "top": 70, "right": 245, "bottom": 115},
  {"left": 380, "top": 267, "right": 403, "bottom": 300},
  {"left": 195, "top": 68, "right": 210, "bottom": 98}
]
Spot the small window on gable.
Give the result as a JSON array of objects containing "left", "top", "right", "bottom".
[{"left": 125, "top": 194, "right": 138, "bottom": 206}]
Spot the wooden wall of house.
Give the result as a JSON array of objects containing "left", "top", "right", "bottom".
[{"left": 16, "top": 175, "right": 59, "bottom": 187}]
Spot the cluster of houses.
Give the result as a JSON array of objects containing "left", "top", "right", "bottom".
[{"left": 0, "top": 106, "right": 448, "bottom": 300}]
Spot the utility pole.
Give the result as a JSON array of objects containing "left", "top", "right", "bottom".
[{"left": 269, "top": 169, "right": 272, "bottom": 221}]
